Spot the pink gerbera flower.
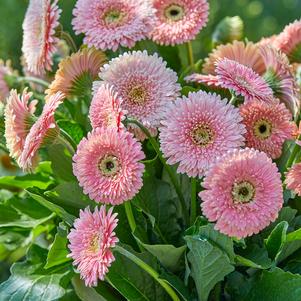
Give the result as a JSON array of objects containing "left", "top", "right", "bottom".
[
  {"left": 73, "top": 127, "right": 145, "bottom": 204},
  {"left": 240, "top": 100, "right": 297, "bottom": 159},
  {"left": 22, "top": 0, "right": 61, "bottom": 75},
  {"left": 0, "top": 60, "right": 14, "bottom": 102},
  {"left": 72, "top": 0, "right": 154, "bottom": 52},
  {"left": 215, "top": 58, "right": 274, "bottom": 102},
  {"left": 68, "top": 206, "right": 119, "bottom": 287},
  {"left": 96, "top": 51, "right": 180, "bottom": 140},
  {"left": 185, "top": 74, "right": 220, "bottom": 88},
  {"left": 274, "top": 19, "right": 301, "bottom": 63},
  {"left": 159, "top": 91, "right": 246, "bottom": 177},
  {"left": 150, "top": 0, "right": 209, "bottom": 46},
  {"left": 19, "top": 91, "right": 64, "bottom": 171},
  {"left": 286, "top": 162, "right": 301, "bottom": 196},
  {"left": 4, "top": 89, "right": 37, "bottom": 162},
  {"left": 260, "top": 45, "right": 300, "bottom": 116},
  {"left": 89, "top": 84, "right": 125, "bottom": 131},
  {"left": 200, "top": 148, "right": 283, "bottom": 238}
]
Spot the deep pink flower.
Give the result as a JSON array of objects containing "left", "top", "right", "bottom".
[
  {"left": 68, "top": 206, "right": 119, "bottom": 287},
  {"left": 160, "top": 91, "right": 245, "bottom": 177},
  {"left": 72, "top": 0, "right": 155, "bottom": 51},
  {"left": 286, "top": 162, "right": 301, "bottom": 196},
  {"left": 73, "top": 127, "right": 145, "bottom": 204},
  {"left": 22, "top": 0, "right": 61, "bottom": 75},
  {"left": 240, "top": 100, "right": 297, "bottom": 159},
  {"left": 150, "top": 0, "right": 209, "bottom": 45},
  {"left": 200, "top": 148, "right": 283, "bottom": 238}
]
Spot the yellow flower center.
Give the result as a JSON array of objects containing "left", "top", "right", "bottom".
[
  {"left": 190, "top": 124, "right": 215, "bottom": 147},
  {"left": 89, "top": 233, "right": 101, "bottom": 253},
  {"left": 164, "top": 4, "right": 185, "bottom": 22},
  {"left": 128, "top": 85, "right": 148, "bottom": 104},
  {"left": 98, "top": 155, "right": 120, "bottom": 177},
  {"left": 232, "top": 181, "right": 255, "bottom": 204},
  {"left": 253, "top": 119, "right": 272, "bottom": 140},
  {"left": 104, "top": 9, "right": 125, "bottom": 26}
]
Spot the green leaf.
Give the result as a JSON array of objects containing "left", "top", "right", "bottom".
[
  {"left": 0, "top": 174, "right": 52, "bottom": 190},
  {"left": 185, "top": 235, "right": 234, "bottom": 301},
  {"left": 58, "top": 120, "right": 85, "bottom": 144},
  {"left": 265, "top": 221, "right": 288, "bottom": 260},
  {"left": 45, "top": 223, "right": 71, "bottom": 269},
  {"left": 0, "top": 244, "right": 70, "bottom": 301}
]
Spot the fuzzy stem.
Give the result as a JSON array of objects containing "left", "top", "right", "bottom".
[
  {"left": 126, "top": 118, "right": 188, "bottom": 223},
  {"left": 18, "top": 76, "right": 50, "bottom": 88},
  {"left": 61, "top": 31, "right": 78, "bottom": 53},
  {"left": 186, "top": 42, "right": 195, "bottom": 68},
  {"left": 114, "top": 245, "right": 180, "bottom": 301},
  {"left": 190, "top": 178, "right": 197, "bottom": 226}
]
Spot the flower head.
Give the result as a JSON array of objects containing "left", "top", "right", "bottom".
[
  {"left": 4, "top": 89, "right": 37, "bottom": 162},
  {"left": 89, "top": 84, "right": 125, "bottom": 131},
  {"left": 19, "top": 92, "right": 64, "bottom": 171},
  {"left": 96, "top": 51, "right": 180, "bottom": 140},
  {"left": 200, "top": 148, "right": 283, "bottom": 238},
  {"left": 68, "top": 206, "right": 119, "bottom": 287},
  {"left": 274, "top": 19, "right": 301, "bottom": 63},
  {"left": 22, "top": 0, "right": 61, "bottom": 75},
  {"left": 260, "top": 45, "right": 300, "bottom": 115},
  {"left": 0, "top": 60, "right": 14, "bottom": 102},
  {"left": 150, "top": 0, "right": 209, "bottom": 46},
  {"left": 240, "top": 100, "right": 297, "bottom": 159},
  {"left": 72, "top": 0, "right": 154, "bottom": 51},
  {"left": 46, "top": 48, "right": 106, "bottom": 98},
  {"left": 215, "top": 58, "right": 274, "bottom": 102},
  {"left": 159, "top": 91, "right": 245, "bottom": 177},
  {"left": 286, "top": 162, "right": 301, "bottom": 196},
  {"left": 185, "top": 74, "right": 220, "bottom": 87},
  {"left": 73, "top": 127, "right": 145, "bottom": 204}
]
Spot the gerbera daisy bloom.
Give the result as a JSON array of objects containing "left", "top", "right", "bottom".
[
  {"left": 0, "top": 60, "right": 14, "bottom": 102},
  {"left": 185, "top": 73, "right": 220, "bottom": 87},
  {"left": 46, "top": 48, "right": 106, "bottom": 99},
  {"left": 215, "top": 58, "right": 274, "bottom": 102},
  {"left": 200, "top": 148, "right": 283, "bottom": 238},
  {"left": 73, "top": 127, "right": 145, "bottom": 204},
  {"left": 72, "top": 0, "right": 154, "bottom": 52},
  {"left": 96, "top": 51, "right": 180, "bottom": 140},
  {"left": 240, "top": 100, "right": 297, "bottom": 159},
  {"left": 159, "top": 91, "right": 245, "bottom": 177},
  {"left": 260, "top": 45, "right": 300, "bottom": 116},
  {"left": 19, "top": 91, "right": 64, "bottom": 171},
  {"left": 286, "top": 162, "right": 301, "bottom": 196},
  {"left": 274, "top": 19, "right": 301, "bottom": 63},
  {"left": 22, "top": 0, "right": 61, "bottom": 75},
  {"left": 68, "top": 206, "right": 119, "bottom": 287},
  {"left": 89, "top": 84, "right": 125, "bottom": 131},
  {"left": 4, "top": 89, "right": 37, "bottom": 162},
  {"left": 257, "top": 35, "right": 277, "bottom": 47},
  {"left": 150, "top": 0, "right": 209, "bottom": 46}
]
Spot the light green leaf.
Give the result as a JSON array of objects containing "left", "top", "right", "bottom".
[{"left": 0, "top": 174, "right": 52, "bottom": 190}]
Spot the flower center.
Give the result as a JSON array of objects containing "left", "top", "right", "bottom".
[
  {"left": 232, "top": 181, "right": 255, "bottom": 204},
  {"left": 253, "top": 119, "right": 272, "bottom": 140},
  {"left": 88, "top": 233, "right": 102, "bottom": 253},
  {"left": 128, "top": 85, "right": 148, "bottom": 104},
  {"left": 164, "top": 4, "right": 185, "bottom": 22},
  {"left": 104, "top": 9, "right": 125, "bottom": 27},
  {"left": 190, "top": 124, "right": 215, "bottom": 147},
  {"left": 98, "top": 155, "right": 120, "bottom": 177}
]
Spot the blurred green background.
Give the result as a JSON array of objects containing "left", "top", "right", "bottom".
[{"left": 0, "top": 0, "right": 301, "bottom": 69}]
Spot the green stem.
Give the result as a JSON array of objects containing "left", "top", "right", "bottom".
[
  {"left": 61, "top": 31, "right": 78, "bottom": 53},
  {"left": 57, "top": 129, "right": 77, "bottom": 155},
  {"left": 286, "top": 142, "right": 300, "bottom": 170},
  {"left": 190, "top": 178, "right": 197, "bottom": 226},
  {"left": 18, "top": 76, "right": 50, "bottom": 88},
  {"left": 186, "top": 42, "right": 194, "bottom": 68},
  {"left": 229, "top": 94, "right": 237, "bottom": 105},
  {"left": 124, "top": 201, "right": 136, "bottom": 233},
  {"left": 114, "top": 245, "right": 180, "bottom": 301},
  {"left": 126, "top": 119, "right": 188, "bottom": 223}
]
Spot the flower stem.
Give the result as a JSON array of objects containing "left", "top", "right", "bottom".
[
  {"left": 186, "top": 42, "right": 194, "bottom": 68},
  {"left": 124, "top": 201, "right": 136, "bottom": 233},
  {"left": 229, "top": 94, "right": 237, "bottom": 105},
  {"left": 114, "top": 245, "right": 180, "bottom": 301},
  {"left": 286, "top": 142, "right": 300, "bottom": 170},
  {"left": 18, "top": 76, "right": 50, "bottom": 88},
  {"left": 190, "top": 178, "right": 197, "bottom": 225},
  {"left": 61, "top": 31, "right": 78, "bottom": 53},
  {"left": 57, "top": 129, "right": 77, "bottom": 155},
  {"left": 125, "top": 119, "right": 189, "bottom": 223}
]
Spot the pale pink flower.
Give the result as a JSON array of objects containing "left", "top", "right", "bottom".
[
  {"left": 260, "top": 45, "right": 300, "bottom": 116},
  {"left": 19, "top": 92, "right": 64, "bottom": 171},
  {"left": 184, "top": 74, "right": 220, "bottom": 88},
  {"left": 200, "top": 148, "right": 283, "bottom": 238},
  {"left": 4, "top": 89, "right": 37, "bottom": 162},
  {"left": 68, "top": 206, "right": 119, "bottom": 287},
  {"left": 96, "top": 51, "right": 180, "bottom": 140},
  {"left": 89, "top": 84, "right": 125, "bottom": 131},
  {"left": 257, "top": 35, "right": 277, "bottom": 47},
  {"left": 286, "top": 162, "right": 301, "bottom": 196},
  {"left": 159, "top": 91, "right": 245, "bottom": 177},
  {"left": 73, "top": 127, "right": 145, "bottom": 204},
  {"left": 72, "top": 0, "right": 155, "bottom": 52},
  {"left": 240, "top": 100, "right": 297, "bottom": 159},
  {"left": 215, "top": 58, "right": 274, "bottom": 102},
  {"left": 150, "top": 0, "right": 209, "bottom": 46},
  {"left": 274, "top": 19, "right": 301, "bottom": 62},
  {"left": 22, "top": 0, "right": 61, "bottom": 75},
  {"left": 0, "top": 60, "right": 14, "bottom": 102}
]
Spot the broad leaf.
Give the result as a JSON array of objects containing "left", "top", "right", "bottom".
[
  {"left": 0, "top": 174, "right": 52, "bottom": 190},
  {"left": 58, "top": 120, "right": 85, "bottom": 144}
]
